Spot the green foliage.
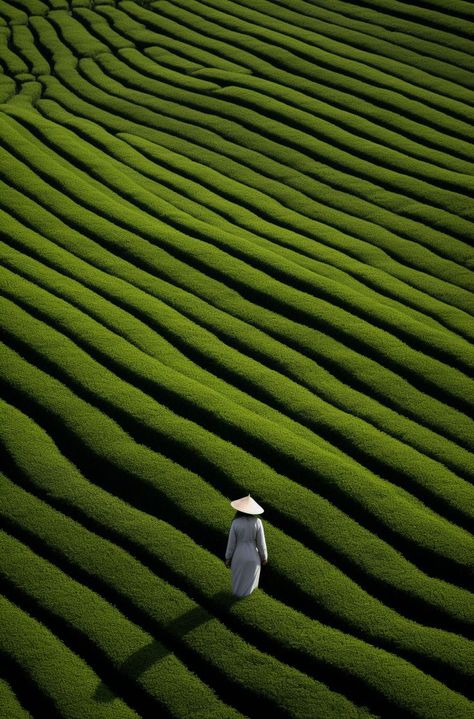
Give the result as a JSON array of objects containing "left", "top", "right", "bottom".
[
  {"left": 0, "top": 477, "right": 368, "bottom": 719},
  {"left": 1, "top": 332, "right": 473, "bottom": 675},
  {"left": 1, "top": 115, "right": 473, "bottom": 450},
  {"left": 2, "top": 398, "right": 474, "bottom": 717},
  {"left": 1, "top": 263, "right": 474, "bottom": 578},
  {"left": 11, "top": 25, "right": 50, "bottom": 75},
  {"left": 0, "top": 677, "right": 32, "bottom": 719},
  {"left": 0, "top": 1, "right": 473, "bottom": 716},
  {"left": 0, "top": 593, "right": 139, "bottom": 719}
]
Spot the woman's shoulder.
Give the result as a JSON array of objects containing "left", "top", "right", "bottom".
[{"left": 233, "top": 514, "right": 262, "bottom": 523}]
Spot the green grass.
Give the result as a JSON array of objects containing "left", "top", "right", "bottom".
[
  {"left": 1, "top": 120, "right": 473, "bottom": 450},
  {"left": 0, "top": 522, "right": 244, "bottom": 719},
  {"left": 0, "top": 1, "right": 473, "bottom": 717},
  {"left": 0, "top": 592, "right": 139, "bottom": 719},
  {"left": 0, "top": 476, "right": 373, "bottom": 719},
  {"left": 2, "top": 398, "right": 474, "bottom": 717},
  {"left": 6, "top": 97, "right": 473, "bottom": 339},
  {"left": 33, "top": 67, "right": 474, "bottom": 314},
  {"left": 0, "top": 677, "right": 31, "bottom": 719},
  {"left": 1, "top": 322, "right": 473, "bottom": 671},
  {"left": 2, "top": 262, "right": 474, "bottom": 579}
]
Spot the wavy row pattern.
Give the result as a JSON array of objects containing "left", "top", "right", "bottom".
[{"left": 0, "top": 1, "right": 473, "bottom": 717}]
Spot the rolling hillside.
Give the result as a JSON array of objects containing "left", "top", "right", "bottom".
[{"left": 0, "top": 1, "right": 473, "bottom": 717}]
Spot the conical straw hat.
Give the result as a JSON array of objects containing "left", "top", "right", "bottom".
[{"left": 230, "top": 494, "right": 264, "bottom": 515}]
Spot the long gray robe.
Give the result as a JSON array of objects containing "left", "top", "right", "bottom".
[{"left": 225, "top": 516, "right": 268, "bottom": 597}]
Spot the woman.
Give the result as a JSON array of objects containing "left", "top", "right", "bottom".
[{"left": 224, "top": 494, "right": 268, "bottom": 597}]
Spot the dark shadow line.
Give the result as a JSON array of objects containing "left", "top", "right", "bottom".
[
  {"left": 78, "top": 42, "right": 474, "bottom": 217},
  {"left": 151, "top": 0, "right": 474, "bottom": 121},
  {"left": 322, "top": 0, "right": 474, "bottom": 38},
  {"left": 118, "top": 0, "right": 469, "bottom": 134},
  {"left": 0, "top": 646, "right": 61, "bottom": 719},
  {"left": 0, "top": 563, "right": 180, "bottom": 719}
]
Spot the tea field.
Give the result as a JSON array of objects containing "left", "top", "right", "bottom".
[{"left": 0, "top": 0, "right": 473, "bottom": 717}]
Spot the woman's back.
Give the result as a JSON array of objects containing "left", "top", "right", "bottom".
[
  {"left": 225, "top": 515, "right": 268, "bottom": 597},
  {"left": 232, "top": 516, "right": 261, "bottom": 543}
]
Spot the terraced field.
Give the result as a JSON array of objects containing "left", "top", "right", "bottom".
[{"left": 0, "top": 0, "right": 473, "bottom": 717}]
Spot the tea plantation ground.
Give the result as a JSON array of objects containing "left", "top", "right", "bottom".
[{"left": 0, "top": 1, "right": 473, "bottom": 718}]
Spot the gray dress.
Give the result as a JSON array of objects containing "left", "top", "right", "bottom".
[{"left": 225, "top": 516, "right": 268, "bottom": 597}]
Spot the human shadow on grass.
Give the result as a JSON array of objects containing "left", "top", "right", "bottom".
[
  {"left": 94, "top": 593, "right": 241, "bottom": 704},
  {"left": 93, "top": 639, "right": 169, "bottom": 703}
]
